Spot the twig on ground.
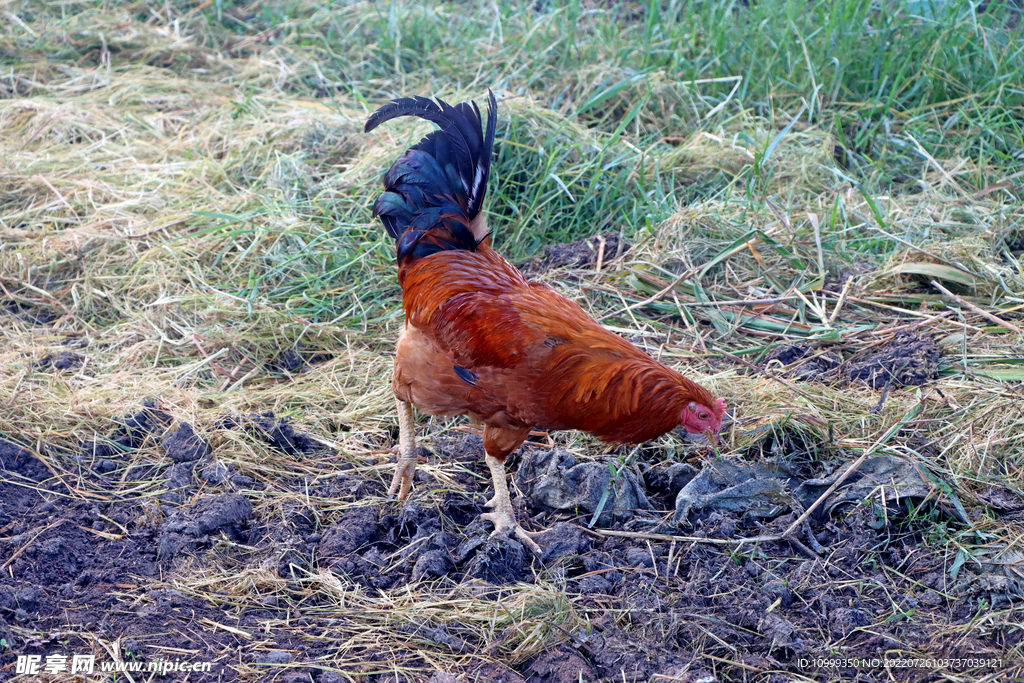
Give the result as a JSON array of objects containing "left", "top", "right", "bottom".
[
  {"left": 829, "top": 278, "right": 854, "bottom": 324},
  {"left": 780, "top": 403, "right": 922, "bottom": 539},
  {"left": 1, "top": 519, "right": 68, "bottom": 571},
  {"left": 930, "top": 280, "right": 1024, "bottom": 336},
  {"left": 585, "top": 527, "right": 783, "bottom": 547}
]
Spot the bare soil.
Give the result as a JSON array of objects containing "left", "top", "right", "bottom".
[
  {"left": 765, "top": 333, "right": 941, "bottom": 388},
  {"left": 0, "top": 412, "right": 1012, "bottom": 682},
  {"left": 517, "top": 232, "right": 628, "bottom": 276}
]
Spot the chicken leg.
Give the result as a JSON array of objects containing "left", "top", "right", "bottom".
[
  {"left": 387, "top": 398, "right": 418, "bottom": 500},
  {"left": 480, "top": 453, "right": 543, "bottom": 554}
]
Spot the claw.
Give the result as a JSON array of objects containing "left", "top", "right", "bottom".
[
  {"left": 481, "top": 510, "right": 545, "bottom": 555},
  {"left": 386, "top": 456, "right": 417, "bottom": 501},
  {"left": 481, "top": 453, "right": 546, "bottom": 555}
]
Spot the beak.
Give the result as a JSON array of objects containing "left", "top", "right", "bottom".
[{"left": 675, "top": 426, "right": 721, "bottom": 446}]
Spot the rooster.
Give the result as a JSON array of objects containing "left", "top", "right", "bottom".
[{"left": 365, "top": 91, "right": 726, "bottom": 553}]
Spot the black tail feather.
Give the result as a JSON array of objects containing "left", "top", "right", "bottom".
[{"left": 366, "top": 91, "right": 497, "bottom": 263}]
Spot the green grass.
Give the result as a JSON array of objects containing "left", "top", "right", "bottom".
[
  {"left": 224, "top": 0, "right": 1024, "bottom": 192},
  {"left": 6, "top": 2, "right": 1018, "bottom": 307}
]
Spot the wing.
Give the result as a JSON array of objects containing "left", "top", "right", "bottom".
[
  {"left": 428, "top": 281, "right": 613, "bottom": 371},
  {"left": 431, "top": 282, "right": 695, "bottom": 439},
  {"left": 397, "top": 244, "right": 693, "bottom": 440},
  {"left": 429, "top": 290, "right": 546, "bottom": 370}
]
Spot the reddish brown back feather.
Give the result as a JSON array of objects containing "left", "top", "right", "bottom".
[{"left": 399, "top": 243, "right": 720, "bottom": 444}]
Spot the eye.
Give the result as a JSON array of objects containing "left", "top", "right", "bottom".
[{"left": 698, "top": 412, "right": 709, "bottom": 420}]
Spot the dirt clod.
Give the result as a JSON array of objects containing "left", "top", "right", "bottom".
[
  {"left": 847, "top": 332, "right": 940, "bottom": 388},
  {"left": 412, "top": 549, "right": 454, "bottom": 581},
  {"left": 272, "top": 348, "right": 306, "bottom": 373},
  {"left": 201, "top": 458, "right": 230, "bottom": 483},
  {"left": 642, "top": 462, "right": 698, "bottom": 509},
  {"left": 81, "top": 402, "right": 172, "bottom": 458},
  {"left": 765, "top": 343, "right": 842, "bottom": 382},
  {"left": 517, "top": 449, "right": 651, "bottom": 526},
  {"left": 525, "top": 645, "right": 597, "bottom": 683},
  {"left": 163, "top": 462, "right": 195, "bottom": 504},
  {"left": 318, "top": 506, "right": 379, "bottom": 559},
  {"left": 466, "top": 534, "right": 529, "bottom": 584},
  {"left": 121, "top": 401, "right": 173, "bottom": 446},
  {"left": 35, "top": 351, "right": 83, "bottom": 371},
  {"left": 0, "top": 439, "right": 30, "bottom": 472},
  {"left": 762, "top": 578, "right": 793, "bottom": 608},
  {"left": 519, "top": 232, "right": 628, "bottom": 275},
  {"left": 759, "top": 612, "right": 798, "bottom": 646},
  {"left": 158, "top": 493, "right": 253, "bottom": 558},
  {"left": 184, "top": 494, "right": 253, "bottom": 535},
  {"left": 585, "top": 629, "right": 665, "bottom": 683},
  {"left": 162, "top": 422, "right": 211, "bottom": 462},
  {"left": 92, "top": 458, "right": 117, "bottom": 474},
  {"left": 673, "top": 458, "right": 799, "bottom": 524},
  {"left": 536, "top": 522, "right": 591, "bottom": 562},
  {"left": 258, "top": 650, "right": 295, "bottom": 664},
  {"left": 828, "top": 607, "right": 871, "bottom": 637},
  {"left": 219, "top": 412, "right": 327, "bottom": 455}
]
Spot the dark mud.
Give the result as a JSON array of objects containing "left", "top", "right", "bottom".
[
  {"left": 847, "top": 332, "right": 940, "bottom": 388},
  {"left": 765, "top": 342, "right": 843, "bottom": 382},
  {"left": 267, "top": 342, "right": 336, "bottom": 375},
  {"left": 518, "top": 232, "right": 628, "bottom": 276},
  {"left": 34, "top": 351, "right": 83, "bottom": 371},
  {"left": 764, "top": 332, "right": 940, "bottom": 389},
  {"left": 0, "top": 446, "right": 266, "bottom": 680},
  {"left": 0, "top": 413, "right": 1014, "bottom": 682},
  {"left": 217, "top": 410, "right": 332, "bottom": 455},
  {"left": 0, "top": 299, "right": 57, "bottom": 325}
]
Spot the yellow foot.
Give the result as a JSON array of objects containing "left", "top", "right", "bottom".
[
  {"left": 387, "top": 398, "right": 418, "bottom": 501},
  {"left": 481, "top": 503, "right": 545, "bottom": 555},
  {"left": 386, "top": 453, "right": 417, "bottom": 501}
]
